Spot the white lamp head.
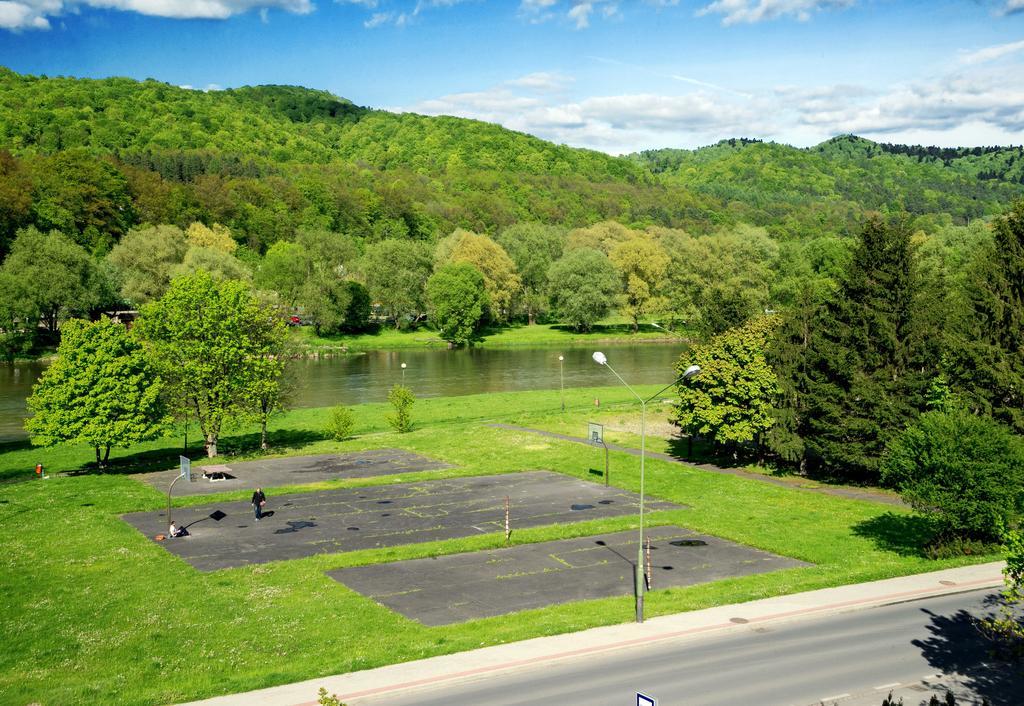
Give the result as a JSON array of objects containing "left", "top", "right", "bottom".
[
  {"left": 682, "top": 364, "right": 701, "bottom": 379},
  {"left": 558, "top": 355, "right": 564, "bottom": 361},
  {"left": 592, "top": 351, "right": 607, "bottom": 365},
  {"left": 401, "top": 363, "right": 407, "bottom": 369}
]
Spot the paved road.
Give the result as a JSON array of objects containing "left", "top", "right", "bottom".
[{"left": 352, "top": 588, "right": 1021, "bottom": 706}]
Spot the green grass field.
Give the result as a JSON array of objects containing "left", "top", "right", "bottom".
[
  {"left": 0, "top": 387, "right": 995, "bottom": 706},
  {"left": 294, "top": 318, "right": 685, "bottom": 353}
]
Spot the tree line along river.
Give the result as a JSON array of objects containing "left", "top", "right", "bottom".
[{"left": 0, "top": 343, "right": 687, "bottom": 444}]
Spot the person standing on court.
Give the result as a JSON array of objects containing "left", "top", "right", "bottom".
[{"left": 252, "top": 487, "right": 266, "bottom": 521}]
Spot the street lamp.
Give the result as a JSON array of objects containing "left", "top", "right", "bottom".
[
  {"left": 558, "top": 355, "right": 565, "bottom": 412},
  {"left": 401, "top": 362, "right": 407, "bottom": 385},
  {"left": 593, "top": 351, "right": 700, "bottom": 623}
]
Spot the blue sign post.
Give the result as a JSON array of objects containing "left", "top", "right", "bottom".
[{"left": 637, "top": 693, "right": 657, "bottom": 706}]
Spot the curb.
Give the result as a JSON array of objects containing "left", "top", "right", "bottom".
[{"left": 178, "top": 562, "right": 1005, "bottom": 706}]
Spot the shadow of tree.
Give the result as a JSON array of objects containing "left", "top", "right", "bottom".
[
  {"left": 852, "top": 512, "right": 935, "bottom": 557},
  {"left": 664, "top": 436, "right": 749, "bottom": 469},
  {"left": 61, "top": 428, "right": 326, "bottom": 477},
  {"left": 914, "top": 601, "right": 1024, "bottom": 705}
]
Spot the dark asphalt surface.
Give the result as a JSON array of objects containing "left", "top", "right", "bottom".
[
  {"left": 331, "top": 525, "right": 808, "bottom": 625},
  {"left": 353, "top": 588, "right": 1023, "bottom": 706},
  {"left": 123, "top": 471, "right": 680, "bottom": 571},
  {"left": 138, "top": 449, "right": 452, "bottom": 496}
]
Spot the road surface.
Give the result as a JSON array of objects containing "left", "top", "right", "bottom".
[{"left": 352, "top": 588, "right": 1021, "bottom": 706}]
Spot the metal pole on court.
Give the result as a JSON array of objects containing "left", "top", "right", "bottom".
[{"left": 558, "top": 355, "right": 565, "bottom": 412}]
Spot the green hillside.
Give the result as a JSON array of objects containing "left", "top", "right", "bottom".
[{"left": 0, "top": 67, "right": 1021, "bottom": 256}]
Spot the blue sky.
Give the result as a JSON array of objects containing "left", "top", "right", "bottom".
[{"left": 1, "top": 0, "right": 1023, "bottom": 153}]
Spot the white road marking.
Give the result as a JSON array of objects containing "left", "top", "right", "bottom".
[
  {"left": 819, "top": 694, "right": 850, "bottom": 702},
  {"left": 873, "top": 683, "right": 901, "bottom": 690}
]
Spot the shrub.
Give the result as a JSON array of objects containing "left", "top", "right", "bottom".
[
  {"left": 387, "top": 384, "right": 415, "bottom": 433},
  {"left": 317, "top": 687, "right": 346, "bottom": 706},
  {"left": 881, "top": 410, "right": 1024, "bottom": 545},
  {"left": 325, "top": 405, "right": 355, "bottom": 441}
]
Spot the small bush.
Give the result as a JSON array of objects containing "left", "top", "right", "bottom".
[
  {"left": 317, "top": 687, "right": 346, "bottom": 706},
  {"left": 325, "top": 406, "right": 355, "bottom": 441},
  {"left": 881, "top": 410, "right": 1024, "bottom": 546},
  {"left": 387, "top": 384, "right": 415, "bottom": 433}
]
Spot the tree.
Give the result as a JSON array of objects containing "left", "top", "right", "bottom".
[
  {"left": 496, "top": 223, "right": 565, "bottom": 324},
  {"left": 546, "top": 248, "right": 619, "bottom": 332},
  {"left": 948, "top": 200, "right": 1024, "bottom": 433},
  {"left": 609, "top": 236, "right": 670, "bottom": 332},
  {"left": 435, "top": 229, "right": 521, "bottom": 323},
  {"left": 566, "top": 220, "right": 635, "bottom": 254},
  {"left": 387, "top": 384, "right": 415, "bottom": 433},
  {"left": 185, "top": 221, "right": 237, "bottom": 253},
  {"left": 672, "top": 316, "right": 780, "bottom": 456},
  {"left": 106, "top": 224, "right": 188, "bottom": 305},
  {"left": 294, "top": 228, "right": 359, "bottom": 335},
  {"left": 24, "top": 318, "right": 167, "bottom": 467},
  {"left": 881, "top": 410, "right": 1024, "bottom": 544},
  {"left": 361, "top": 239, "right": 432, "bottom": 328},
  {"left": 255, "top": 241, "right": 307, "bottom": 307},
  {"left": 426, "top": 262, "right": 488, "bottom": 346},
  {"left": 172, "top": 246, "right": 252, "bottom": 283},
  {"left": 135, "top": 271, "right": 286, "bottom": 457},
  {"left": 800, "top": 216, "right": 933, "bottom": 481},
  {"left": 341, "top": 281, "right": 371, "bottom": 332},
  {"left": 0, "top": 226, "right": 104, "bottom": 335}
]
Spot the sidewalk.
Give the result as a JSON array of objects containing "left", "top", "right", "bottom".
[{"left": 179, "top": 562, "right": 1006, "bottom": 706}]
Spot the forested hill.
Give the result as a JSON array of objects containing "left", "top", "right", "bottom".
[
  {"left": 630, "top": 136, "right": 1024, "bottom": 236},
  {"left": 0, "top": 68, "right": 641, "bottom": 181},
  {"left": 0, "top": 67, "right": 1021, "bottom": 255}
]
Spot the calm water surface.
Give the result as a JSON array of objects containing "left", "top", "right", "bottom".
[{"left": 0, "top": 344, "right": 686, "bottom": 443}]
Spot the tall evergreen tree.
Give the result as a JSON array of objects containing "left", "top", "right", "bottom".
[
  {"left": 948, "top": 200, "right": 1024, "bottom": 432},
  {"left": 800, "top": 216, "right": 933, "bottom": 481}
]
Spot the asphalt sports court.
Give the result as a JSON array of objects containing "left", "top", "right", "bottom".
[
  {"left": 123, "top": 471, "right": 681, "bottom": 571},
  {"left": 330, "top": 526, "right": 811, "bottom": 625},
  {"left": 137, "top": 448, "right": 452, "bottom": 497}
]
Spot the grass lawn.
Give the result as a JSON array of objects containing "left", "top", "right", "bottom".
[
  {"left": 0, "top": 387, "right": 996, "bottom": 706},
  {"left": 293, "top": 317, "right": 686, "bottom": 353}
]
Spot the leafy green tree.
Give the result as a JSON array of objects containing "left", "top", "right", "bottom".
[
  {"left": 326, "top": 405, "right": 355, "bottom": 441},
  {"left": 25, "top": 318, "right": 167, "bottom": 467},
  {"left": 948, "top": 200, "right": 1024, "bottom": 432},
  {"left": 546, "top": 248, "right": 619, "bottom": 332},
  {"left": 293, "top": 228, "right": 359, "bottom": 335},
  {"left": 341, "top": 281, "right": 371, "bottom": 332},
  {"left": 496, "top": 223, "right": 565, "bottom": 324},
  {"left": 172, "top": 246, "right": 252, "bottom": 284},
  {"left": 881, "top": 410, "right": 1024, "bottom": 543},
  {"left": 0, "top": 269, "right": 38, "bottom": 360},
  {"left": 387, "top": 384, "right": 415, "bottom": 433},
  {"left": 106, "top": 224, "right": 188, "bottom": 305},
  {"left": 800, "top": 216, "right": 933, "bottom": 481},
  {"left": 135, "top": 271, "right": 286, "bottom": 457},
  {"left": 435, "top": 229, "right": 520, "bottom": 323},
  {"left": 426, "top": 263, "right": 488, "bottom": 346},
  {"left": 566, "top": 221, "right": 635, "bottom": 254},
  {"left": 361, "top": 239, "right": 432, "bottom": 328},
  {"left": 672, "top": 316, "right": 780, "bottom": 455},
  {"left": 0, "top": 150, "right": 33, "bottom": 258},
  {"left": 609, "top": 236, "right": 670, "bottom": 332},
  {"left": 255, "top": 241, "right": 305, "bottom": 303},
  {"left": 0, "top": 226, "right": 104, "bottom": 335},
  {"left": 30, "top": 149, "right": 134, "bottom": 252},
  {"left": 185, "top": 221, "right": 237, "bottom": 253}
]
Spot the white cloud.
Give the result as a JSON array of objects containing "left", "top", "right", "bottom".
[
  {"left": 958, "top": 38, "right": 1024, "bottom": 65},
  {"left": 697, "top": 0, "right": 854, "bottom": 25},
  {"left": 363, "top": 9, "right": 389, "bottom": 26},
  {"left": 1, "top": 0, "right": 312, "bottom": 28},
  {"left": 568, "top": 1, "right": 591, "bottom": 28},
  {"left": 506, "top": 71, "right": 574, "bottom": 92},
  {"left": 1004, "top": 0, "right": 1024, "bottom": 15}
]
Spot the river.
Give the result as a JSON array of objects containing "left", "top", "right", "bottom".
[{"left": 0, "top": 343, "right": 687, "bottom": 443}]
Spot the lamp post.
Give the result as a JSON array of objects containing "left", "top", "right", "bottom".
[
  {"left": 593, "top": 351, "right": 700, "bottom": 623},
  {"left": 558, "top": 355, "right": 565, "bottom": 412},
  {"left": 401, "top": 362, "right": 407, "bottom": 385}
]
